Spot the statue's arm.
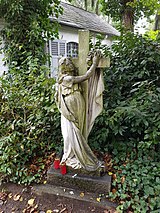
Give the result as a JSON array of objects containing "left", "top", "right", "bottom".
[
  {"left": 62, "top": 51, "right": 101, "bottom": 84},
  {"left": 54, "top": 83, "right": 59, "bottom": 103},
  {"left": 73, "top": 53, "right": 100, "bottom": 83},
  {"left": 73, "top": 61, "right": 97, "bottom": 83}
]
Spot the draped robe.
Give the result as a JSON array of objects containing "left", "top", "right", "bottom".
[{"left": 56, "top": 69, "right": 104, "bottom": 171}]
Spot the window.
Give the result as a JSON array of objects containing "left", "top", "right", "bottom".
[
  {"left": 67, "top": 42, "right": 78, "bottom": 58},
  {"left": 50, "top": 40, "right": 66, "bottom": 57},
  {"left": 48, "top": 40, "right": 78, "bottom": 78}
]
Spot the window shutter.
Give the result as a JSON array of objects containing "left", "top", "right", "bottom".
[
  {"left": 51, "top": 41, "right": 58, "bottom": 56},
  {"left": 50, "top": 40, "right": 66, "bottom": 56},
  {"left": 59, "top": 42, "right": 66, "bottom": 56},
  {"left": 49, "top": 40, "right": 66, "bottom": 78}
]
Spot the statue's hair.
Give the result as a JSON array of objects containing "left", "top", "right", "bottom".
[{"left": 59, "top": 57, "right": 78, "bottom": 76}]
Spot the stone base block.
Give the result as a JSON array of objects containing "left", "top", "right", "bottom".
[
  {"left": 33, "top": 184, "right": 117, "bottom": 210},
  {"left": 47, "top": 167, "right": 111, "bottom": 194}
]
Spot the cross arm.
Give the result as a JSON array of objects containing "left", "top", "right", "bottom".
[{"left": 72, "top": 57, "right": 110, "bottom": 69}]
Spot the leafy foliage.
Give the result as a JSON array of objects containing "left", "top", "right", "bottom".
[
  {"left": 100, "top": 0, "right": 160, "bottom": 23},
  {"left": 0, "top": 0, "right": 62, "bottom": 184},
  {"left": 90, "top": 32, "right": 160, "bottom": 150},
  {"left": 111, "top": 147, "right": 160, "bottom": 212},
  {"left": 67, "top": 0, "right": 100, "bottom": 14},
  {"left": 0, "top": 0, "right": 63, "bottom": 67},
  {"left": 89, "top": 32, "right": 160, "bottom": 211},
  {"left": 0, "top": 69, "right": 61, "bottom": 184},
  {"left": 0, "top": 4, "right": 160, "bottom": 213}
]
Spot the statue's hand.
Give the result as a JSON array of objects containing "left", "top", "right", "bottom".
[
  {"left": 93, "top": 50, "right": 102, "bottom": 65},
  {"left": 86, "top": 50, "right": 94, "bottom": 66}
]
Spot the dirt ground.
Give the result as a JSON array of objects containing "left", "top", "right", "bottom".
[{"left": 0, "top": 183, "right": 116, "bottom": 213}]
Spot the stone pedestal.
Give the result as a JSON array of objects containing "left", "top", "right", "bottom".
[
  {"left": 47, "top": 166, "right": 111, "bottom": 194},
  {"left": 33, "top": 166, "right": 116, "bottom": 210}
]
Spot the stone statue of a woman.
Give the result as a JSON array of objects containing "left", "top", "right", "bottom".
[{"left": 55, "top": 51, "right": 104, "bottom": 171}]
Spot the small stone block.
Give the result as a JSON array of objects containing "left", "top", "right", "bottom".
[
  {"left": 98, "top": 57, "right": 110, "bottom": 68},
  {"left": 47, "top": 167, "right": 111, "bottom": 194}
]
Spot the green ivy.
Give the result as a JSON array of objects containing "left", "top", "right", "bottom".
[
  {"left": 110, "top": 142, "right": 160, "bottom": 212},
  {"left": 0, "top": 69, "right": 62, "bottom": 184},
  {"left": 89, "top": 32, "right": 160, "bottom": 211},
  {"left": 0, "top": 0, "right": 62, "bottom": 184},
  {"left": 90, "top": 32, "right": 160, "bottom": 150}
]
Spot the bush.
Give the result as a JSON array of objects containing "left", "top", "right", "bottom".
[
  {"left": 0, "top": 0, "right": 63, "bottom": 184},
  {"left": 90, "top": 32, "right": 160, "bottom": 150},
  {"left": 89, "top": 32, "right": 160, "bottom": 212},
  {"left": 110, "top": 142, "right": 160, "bottom": 212},
  {"left": 0, "top": 63, "right": 62, "bottom": 184}
]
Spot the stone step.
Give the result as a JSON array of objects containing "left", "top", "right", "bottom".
[
  {"left": 47, "top": 167, "right": 111, "bottom": 194},
  {"left": 33, "top": 184, "right": 117, "bottom": 210}
]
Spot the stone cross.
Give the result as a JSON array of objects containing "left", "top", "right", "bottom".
[{"left": 72, "top": 30, "right": 110, "bottom": 139}]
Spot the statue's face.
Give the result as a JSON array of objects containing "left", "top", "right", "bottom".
[
  {"left": 59, "top": 57, "right": 67, "bottom": 73},
  {"left": 59, "top": 57, "right": 66, "bottom": 68}
]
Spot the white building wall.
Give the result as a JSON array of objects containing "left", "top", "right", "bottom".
[
  {"left": 58, "top": 25, "right": 112, "bottom": 46},
  {"left": 49, "top": 26, "right": 112, "bottom": 77},
  {"left": 0, "top": 19, "right": 7, "bottom": 76},
  {"left": 59, "top": 25, "right": 79, "bottom": 43}
]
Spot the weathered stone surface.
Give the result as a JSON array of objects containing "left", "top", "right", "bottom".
[
  {"left": 72, "top": 57, "right": 110, "bottom": 69},
  {"left": 33, "top": 184, "right": 117, "bottom": 210},
  {"left": 47, "top": 167, "right": 111, "bottom": 194}
]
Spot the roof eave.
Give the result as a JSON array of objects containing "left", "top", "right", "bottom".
[{"left": 50, "top": 17, "right": 120, "bottom": 37}]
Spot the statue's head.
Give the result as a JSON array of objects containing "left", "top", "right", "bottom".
[{"left": 59, "top": 57, "right": 75, "bottom": 75}]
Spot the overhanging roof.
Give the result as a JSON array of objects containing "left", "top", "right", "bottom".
[{"left": 51, "top": 2, "right": 120, "bottom": 37}]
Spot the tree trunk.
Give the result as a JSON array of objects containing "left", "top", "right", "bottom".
[
  {"left": 84, "top": 0, "right": 88, "bottom": 10},
  {"left": 122, "top": 0, "right": 134, "bottom": 31},
  {"left": 154, "top": 9, "right": 160, "bottom": 39},
  {"left": 154, "top": 14, "right": 160, "bottom": 30},
  {"left": 90, "top": 0, "right": 99, "bottom": 14},
  {"left": 95, "top": 0, "right": 99, "bottom": 15},
  {"left": 91, "top": 0, "right": 94, "bottom": 9}
]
